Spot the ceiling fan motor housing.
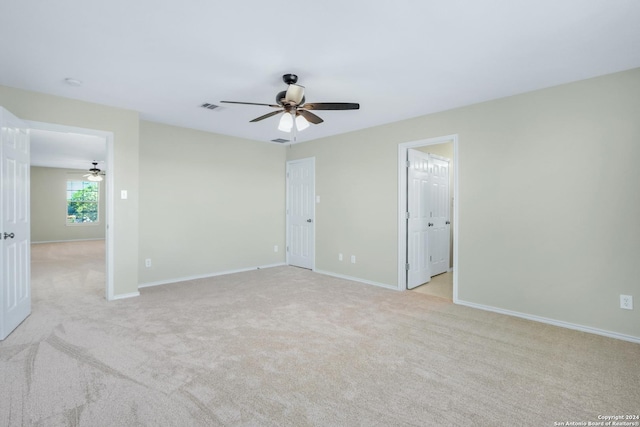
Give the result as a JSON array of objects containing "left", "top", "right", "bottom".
[{"left": 276, "top": 90, "right": 305, "bottom": 106}]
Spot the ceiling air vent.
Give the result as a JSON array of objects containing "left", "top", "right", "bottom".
[
  {"left": 200, "top": 103, "right": 220, "bottom": 110},
  {"left": 271, "top": 138, "right": 290, "bottom": 144}
]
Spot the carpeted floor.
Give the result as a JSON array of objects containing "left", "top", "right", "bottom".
[
  {"left": 411, "top": 272, "right": 453, "bottom": 300},
  {"left": 1, "top": 241, "right": 639, "bottom": 426}
]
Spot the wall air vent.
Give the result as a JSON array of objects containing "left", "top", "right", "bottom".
[
  {"left": 271, "top": 138, "right": 290, "bottom": 144},
  {"left": 200, "top": 103, "right": 220, "bottom": 110}
]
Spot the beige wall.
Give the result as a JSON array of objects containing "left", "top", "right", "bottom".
[
  {"left": 138, "top": 121, "right": 286, "bottom": 285},
  {"left": 287, "top": 68, "right": 640, "bottom": 339},
  {"left": 288, "top": 137, "right": 398, "bottom": 285},
  {"left": 31, "top": 167, "right": 106, "bottom": 242},
  {"left": 0, "top": 85, "right": 139, "bottom": 297},
  {"left": 3, "top": 68, "right": 638, "bottom": 340}
]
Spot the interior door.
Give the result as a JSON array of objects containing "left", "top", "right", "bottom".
[
  {"left": 428, "top": 155, "right": 450, "bottom": 276},
  {"left": 407, "top": 149, "right": 430, "bottom": 289},
  {"left": 1, "top": 107, "right": 31, "bottom": 340},
  {"left": 286, "top": 158, "right": 314, "bottom": 269}
]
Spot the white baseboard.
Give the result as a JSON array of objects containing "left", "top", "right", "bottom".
[
  {"left": 314, "top": 269, "right": 397, "bottom": 291},
  {"left": 111, "top": 291, "right": 140, "bottom": 300},
  {"left": 455, "top": 299, "right": 640, "bottom": 344},
  {"left": 32, "top": 238, "right": 106, "bottom": 244},
  {"left": 138, "top": 263, "right": 287, "bottom": 289}
]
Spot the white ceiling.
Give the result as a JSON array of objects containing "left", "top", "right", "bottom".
[
  {"left": 30, "top": 129, "right": 106, "bottom": 171},
  {"left": 1, "top": 1, "right": 640, "bottom": 146}
]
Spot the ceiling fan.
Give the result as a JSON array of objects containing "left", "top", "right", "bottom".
[
  {"left": 83, "top": 161, "right": 105, "bottom": 182},
  {"left": 220, "top": 74, "right": 360, "bottom": 132}
]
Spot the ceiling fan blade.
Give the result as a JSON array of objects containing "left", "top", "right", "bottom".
[
  {"left": 298, "top": 110, "right": 323, "bottom": 124},
  {"left": 285, "top": 84, "right": 305, "bottom": 105},
  {"left": 302, "top": 102, "right": 360, "bottom": 111},
  {"left": 220, "top": 101, "right": 280, "bottom": 108},
  {"left": 250, "top": 110, "right": 285, "bottom": 122}
]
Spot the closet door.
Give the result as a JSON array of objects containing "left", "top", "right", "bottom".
[
  {"left": 407, "top": 149, "right": 431, "bottom": 289},
  {"left": 428, "top": 155, "right": 450, "bottom": 276}
]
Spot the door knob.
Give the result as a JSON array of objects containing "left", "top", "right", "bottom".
[
  {"left": 428, "top": 223, "right": 433, "bottom": 227},
  {"left": 3, "top": 232, "right": 15, "bottom": 239},
  {"left": 445, "top": 221, "right": 450, "bottom": 225},
  {"left": 306, "top": 219, "right": 313, "bottom": 223}
]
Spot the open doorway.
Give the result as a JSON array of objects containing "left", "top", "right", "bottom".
[
  {"left": 397, "top": 135, "right": 459, "bottom": 301},
  {"left": 27, "top": 120, "right": 115, "bottom": 300}
]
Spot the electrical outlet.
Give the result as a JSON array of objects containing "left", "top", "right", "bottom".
[
  {"left": 338, "top": 253, "right": 343, "bottom": 261},
  {"left": 350, "top": 255, "right": 356, "bottom": 264},
  {"left": 620, "top": 295, "right": 633, "bottom": 310},
  {"left": 145, "top": 258, "right": 152, "bottom": 268},
  {"left": 274, "top": 245, "right": 278, "bottom": 252}
]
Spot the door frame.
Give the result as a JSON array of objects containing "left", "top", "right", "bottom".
[
  {"left": 285, "top": 157, "right": 316, "bottom": 270},
  {"left": 397, "top": 135, "right": 459, "bottom": 301},
  {"left": 26, "top": 120, "right": 115, "bottom": 300}
]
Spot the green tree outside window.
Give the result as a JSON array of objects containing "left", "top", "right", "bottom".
[{"left": 67, "top": 181, "right": 99, "bottom": 224}]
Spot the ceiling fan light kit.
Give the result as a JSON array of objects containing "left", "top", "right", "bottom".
[
  {"left": 295, "top": 114, "right": 309, "bottom": 131},
  {"left": 277, "top": 112, "right": 310, "bottom": 133},
  {"left": 221, "top": 74, "right": 359, "bottom": 135},
  {"left": 83, "top": 161, "right": 105, "bottom": 182},
  {"left": 278, "top": 113, "right": 293, "bottom": 132}
]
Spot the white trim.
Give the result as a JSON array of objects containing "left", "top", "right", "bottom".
[
  {"left": 314, "top": 269, "right": 397, "bottom": 291},
  {"left": 25, "top": 120, "right": 115, "bottom": 301},
  {"left": 32, "top": 238, "right": 105, "bottom": 244},
  {"left": 138, "top": 263, "right": 287, "bottom": 289},
  {"left": 398, "top": 135, "right": 459, "bottom": 297},
  {"left": 105, "top": 131, "right": 115, "bottom": 301},
  {"left": 285, "top": 163, "right": 290, "bottom": 266},
  {"left": 285, "top": 157, "right": 316, "bottom": 271},
  {"left": 111, "top": 291, "right": 140, "bottom": 300},
  {"left": 457, "top": 299, "right": 640, "bottom": 344}
]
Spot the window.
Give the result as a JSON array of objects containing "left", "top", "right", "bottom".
[{"left": 67, "top": 180, "right": 100, "bottom": 224}]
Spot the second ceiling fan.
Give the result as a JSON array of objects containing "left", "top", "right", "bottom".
[{"left": 221, "top": 74, "right": 359, "bottom": 132}]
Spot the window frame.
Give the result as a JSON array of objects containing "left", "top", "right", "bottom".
[{"left": 66, "top": 179, "right": 101, "bottom": 226}]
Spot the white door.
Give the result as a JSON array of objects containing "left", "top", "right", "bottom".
[
  {"left": 1, "top": 107, "right": 31, "bottom": 340},
  {"left": 406, "top": 149, "right": 430, "bottom": 289},
  {"left": 428, "top": 155, "right": 450, "bottom": 276},
  {"left": 286, "top": 158, "right": 314, "bottom": 269}
]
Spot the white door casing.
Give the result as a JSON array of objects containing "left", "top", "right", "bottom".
[
  {"left": 1, "top": 107, "right": 31, "bottom": 340},
  {"left": 428, "top": 155, "right": 450, "bottom": 276},
  {"left": 397, "top": 135, "right": 458, "bottom": 296},
  {"left": 26, "top": 120, "right": 115, "bottom": 300},
  {"left": 407, "top": 149, "right": 431, "bottom": 289},
  {"left": 286, "top": 158, "right": 315, "bottom": 269}
]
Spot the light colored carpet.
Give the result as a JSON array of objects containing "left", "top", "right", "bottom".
[
  {"left": 411, "top": 272, "right": 453, "bottom": 300},
  {"left": 1, "top": 241, "right": 639, "bottom": 426}
]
